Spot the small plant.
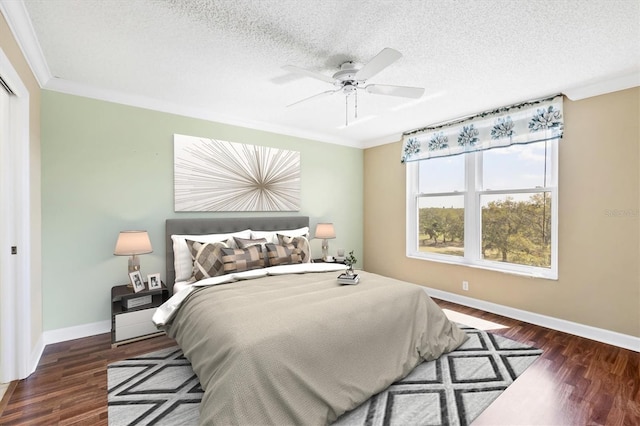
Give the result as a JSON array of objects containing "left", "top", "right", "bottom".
[{"left": 345, "top": 250, "right": 357, "bottom": 272}]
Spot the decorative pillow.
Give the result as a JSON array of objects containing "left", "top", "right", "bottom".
[
  {"left": 234, "top": 237, "right": 269, "bottom": 249},
  {"left": 276, "top": 234, "right": 311, "bottom": 263},
  {"left": 172, "top": 230, "right": 251, "bottom": 281},
  {"left": 251, "top": 226, "right": 309, "bottom": 244},
  {"left": 234, "top": 237, "right": 271, "bottom": 265},
  {"left": 186, "top": 240, "right": 228, "bottom": 282},
  {"left": 220, "top": 246, "right": 265, "bottom": 274},
  {"left": 265, "top": 243, "right": 305, "bottom": 266}
]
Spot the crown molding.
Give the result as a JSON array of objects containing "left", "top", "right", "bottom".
[
  {"left": 37, "top": 70, "right": 640, "bottom": 151},
  {"left": 564, "top": 70, "right": 639, "bottom": 101},
  {"left": 0, "top": 0, "right": 51, "bottom": 87},
  {"left": 360, "top": 132, "right": 403, "bottom": 149},
  {"left": 45, "top": 77, "right": 362, "bottom": 148},
  {"left": 366, "top": 73, "right": 640, "bottom": 151}
]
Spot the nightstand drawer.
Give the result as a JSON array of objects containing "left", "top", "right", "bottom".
[
  {"left": 116, "top": 321, "right": 159, "bottom": 341},
  {"left": 115, "top": 308, "right": 155, "bottom": 327},
  {"left": 115, "top": 309, "right": 158, "bottom": 341}
]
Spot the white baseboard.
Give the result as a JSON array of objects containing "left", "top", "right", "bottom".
[
  {"left": 36, "top": 289, "right": 639, "bottom": 368},
  {"left": 424, "top": 286, "right": 640, "bottom": 352},
  {"left": 43, "top": 320, "right": 111, "bottom": 346},
  {"left": 29, "top": 335, "right": 45, "bottom": 377}
]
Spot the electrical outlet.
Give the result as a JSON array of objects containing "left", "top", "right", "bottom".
[{"left": 462, "top": 281, "right": 469, "bottom": 291}]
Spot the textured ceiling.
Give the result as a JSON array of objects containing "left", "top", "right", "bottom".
[{"left": 6, "top": 0, "right": 640, "bottom": 147}]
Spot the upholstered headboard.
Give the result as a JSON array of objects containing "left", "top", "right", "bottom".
[{"left": 165, "top": 216, "right": 310, "bottom": 294}]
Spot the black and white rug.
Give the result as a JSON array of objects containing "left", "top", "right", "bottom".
[{"left": 108, "top": 326, "right": 542, "bottom": 425}]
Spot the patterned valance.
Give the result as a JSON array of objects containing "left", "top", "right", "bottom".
[{"left": 401, "top": 95, "right": 564, "bottom": 163}]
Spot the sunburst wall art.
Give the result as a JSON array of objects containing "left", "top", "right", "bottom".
[{"left": 174, "top": 134, "right": 301, "bottom": 212}]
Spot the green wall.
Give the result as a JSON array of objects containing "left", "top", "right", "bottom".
[{"left": 41, "top": 90, "right": 363, "bottom": 331}]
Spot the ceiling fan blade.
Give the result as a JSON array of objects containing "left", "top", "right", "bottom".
[
  {"left": 355, "top": 48, "right": 403, "bottom": 81},
  {"left": 286, "top": 89, "right": 340, "bottom": 107},
  {"left": 365, "top": 84, "right": 425, "bottom": 99},
  {"left": 283, "top": 65, "right": 335, "bottom": 84}
]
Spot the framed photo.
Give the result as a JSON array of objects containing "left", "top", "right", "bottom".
[
  {"left": 147, "top": 273, "right": 162, "bottom": 290},
  {"left": 129, "top": 271, "right": 145, "bottom": 293}
]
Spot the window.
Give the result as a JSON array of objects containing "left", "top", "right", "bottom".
[
  {"left": 417, "top": 155, "right": 465, "bottom": 257},
  {"left": 407, "top": 140, "right": 558, "bottom": 279}
]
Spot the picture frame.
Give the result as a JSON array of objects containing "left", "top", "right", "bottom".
[
  {"left": 147, "top": 273, "right": 162, "bottom": 290},
  {"left": 129, "top": 271, "right": 145, "bottom": 293}
]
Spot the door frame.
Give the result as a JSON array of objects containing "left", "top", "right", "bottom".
[{"left": 0, "top": 47, "right": 32, "bottom": 382}]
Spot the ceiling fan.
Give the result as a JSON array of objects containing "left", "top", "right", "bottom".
[{"left": 284, "top": 48, "right": 425, "bottom": 126}]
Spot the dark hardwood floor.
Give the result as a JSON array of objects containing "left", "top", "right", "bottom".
[
  {"left": 435, "top": 300, "right": 640, "bottom": 426},
  {"left": 0, "top": 299, "right": 638, "bottom": 425}
]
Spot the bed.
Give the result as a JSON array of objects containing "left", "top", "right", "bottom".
[{"left": 154, "top": 216, "right": 467, "bottom": 425}]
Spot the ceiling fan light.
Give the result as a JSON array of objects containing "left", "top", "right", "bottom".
[{"left": 343, "top": 84, "right": 357, "bottom": 94}]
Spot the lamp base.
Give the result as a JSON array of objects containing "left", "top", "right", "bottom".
[
  {"left": 321, "top": 239, "right": 329, "bottom": 260},
  {"left": 127, "top": 255, "right": 140, "bottom": 287},
  {"left": 128, "top": 255, "right": 140, "bottom": 273}
]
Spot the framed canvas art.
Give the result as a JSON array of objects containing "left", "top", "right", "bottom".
[{"left": 174, "top": 134, "right": 301, "bottom": 212}]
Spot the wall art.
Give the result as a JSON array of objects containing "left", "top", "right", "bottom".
[{"left": 174, "top": 134, "right": 301, "bottom": 211}]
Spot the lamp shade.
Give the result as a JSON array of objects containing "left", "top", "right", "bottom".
[
  {"left": 314, "top": 223, "right": 336, "bottom": 239},
  {"left": 114, "top": 231, "right": 153, "bottom": 255}
]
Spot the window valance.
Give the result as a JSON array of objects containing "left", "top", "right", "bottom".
[{"left": 401, "top": 94, "right": 564, "bottom": 163}]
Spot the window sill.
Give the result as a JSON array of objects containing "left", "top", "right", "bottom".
[{"left": 406, "top": 253, "right": 558, "bottom": 281}]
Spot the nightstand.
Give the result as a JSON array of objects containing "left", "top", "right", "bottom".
[{"left": 111, "top": 282, "right": 169, "bottom": 347}]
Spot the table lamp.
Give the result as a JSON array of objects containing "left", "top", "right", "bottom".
[
  {"left": 314, "top": 223, "right": 335, "bottom": 260},
  {"left": 114, "top": 230, "right": 153, "bottom": 280}
]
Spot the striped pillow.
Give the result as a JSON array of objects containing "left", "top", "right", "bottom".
[
  {"left": 186, "top": 240, "right": 228, "bottom": 282},
  {"left": 220, "top": 246, "right": 265, "bottom": 273}
]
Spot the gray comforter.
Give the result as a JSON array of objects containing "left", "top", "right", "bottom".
[{"left": 162, "top": 270, "right": 467, "bottom": 425}]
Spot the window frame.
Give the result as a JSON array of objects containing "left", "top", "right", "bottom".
[{"left": 406, "top": 141, "right": 559, "bottom": 280}]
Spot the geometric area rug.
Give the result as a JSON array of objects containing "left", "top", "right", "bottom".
[{"left": 107, "top": 326, "right": 542, "bottom": 426}]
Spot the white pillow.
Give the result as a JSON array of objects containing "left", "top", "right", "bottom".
[
  {"left": 172, "top": 230, "right": 251, "bottom": 282},
  {"left": 251, "top": 226, "right": 309, "bottom": 244}
]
